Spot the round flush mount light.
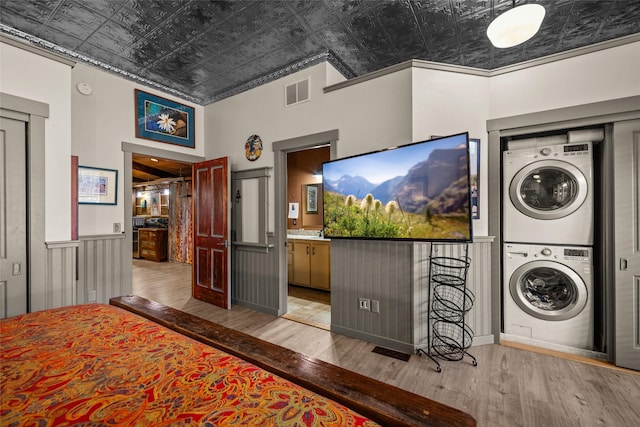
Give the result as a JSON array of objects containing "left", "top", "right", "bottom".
[
  {"left": 487, "top": 3, "right": 546, "bottom": 48},
  {"left": 76, "top": 82, "right": 92, "bottom": 95}
]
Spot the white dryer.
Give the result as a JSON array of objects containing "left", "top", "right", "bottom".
[
  {"left": 503, "top": 243, "right": 594, "bottom": 350},
  {"left": 503, "top": 142, "right": 593, "bottom": 245}
]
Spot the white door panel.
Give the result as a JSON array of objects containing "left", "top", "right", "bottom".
[{"left": 614, "top": 118, "right": 640, "bottom": 370}]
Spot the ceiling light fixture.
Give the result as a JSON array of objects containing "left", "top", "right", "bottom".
[{"left": 487, "top": 1, "right": 546, "bottom": 48}]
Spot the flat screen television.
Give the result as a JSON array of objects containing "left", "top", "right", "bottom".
[{"left": 322, "top": 132, "right": 473, "bottom": 242}]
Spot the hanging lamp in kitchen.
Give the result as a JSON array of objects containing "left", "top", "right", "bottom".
[{"left": 487, "top": 1, "right": 546, "bottom": 48}]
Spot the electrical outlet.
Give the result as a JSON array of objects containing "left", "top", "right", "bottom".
[
  {"left": 88, "top": 290, "right": 97, "bottom": 302},
  {"left": 358, "top": 298, "right": 370, "bottom": 311},
  {"left": 371, "top": 299, "right": 380, "bottom": 313},
  {"left": 113, "top": 222, "right": 121, "bottom": 233}
]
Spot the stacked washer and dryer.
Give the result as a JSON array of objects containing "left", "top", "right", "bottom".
[{"left": 502, "top": 129, "right": 603, "bottom": 352}]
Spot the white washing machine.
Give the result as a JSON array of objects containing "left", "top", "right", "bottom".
[
  {"left": 503, "top": 141, "right": 593, "bottom": 245},
  {"left": 503, "top": 243, "right": 594, "bottom": 350}
]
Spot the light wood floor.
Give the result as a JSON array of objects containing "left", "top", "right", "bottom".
[
  {"left": 132, "top": 259, "right": 640, "bottom": 427},
  {"left": 283, "top": 284, "right": 331, "bottom": 330}
]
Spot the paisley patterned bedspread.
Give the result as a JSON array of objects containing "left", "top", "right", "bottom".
[{"left": 1, "top": 304, "right": 379, "bottom": 426}]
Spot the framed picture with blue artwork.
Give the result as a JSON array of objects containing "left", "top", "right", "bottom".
[{"left": 135, "top": 89, "right": 195, "bottom": 148}]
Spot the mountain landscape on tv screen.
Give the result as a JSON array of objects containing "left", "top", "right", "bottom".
[{"left": 323, "top": 146, "right": 471, "bottom": 241}]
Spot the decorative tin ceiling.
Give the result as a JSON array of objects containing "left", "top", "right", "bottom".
[{"left": 1, "top": 0, "right": 639, "bottom": 105}]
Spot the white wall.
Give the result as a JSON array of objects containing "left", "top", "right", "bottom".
[
  {"left": 412, "top": 68, "right": 491, "bottom": 235},
  {"left": 205, "top": 62, "right": 413, "bottom": 232},
  {"left": 0, "top": 42, "right": 72, "bottom": 242},
  {"left": 71, "top": 63, "right": 205, "bottom": 236},
  {"left": 5, "top": 39, "right": 639, "bottom": 242},
  {"left": 489, "top": 41, "right": 640, "bottom": 119}
]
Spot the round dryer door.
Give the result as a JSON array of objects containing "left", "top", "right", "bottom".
[
  {"left": 509, "top": 260, "right": 588, "bottom": 321},
  {"left": 509, "top": 160, "right": 588, "bottom": 220}
]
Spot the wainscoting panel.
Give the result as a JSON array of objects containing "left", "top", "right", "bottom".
[
  {"left": 77, "top": 234, "right": 126, "bottom": 304},
  {"left": 43, "top": 241, "right": 78, "bottom": 310},
  {"left": 0, "top": 282, "right": 5, "bottom": 318},
  {"left": 231, "top": 235, "right": 279, "bottom": 315},
  {"left": 331, "top": 240, "right": 415, "bottom": 353},
  {"left": 30, "top": 241, "right": 78, "bottom": 312},
  {"left": 332, "top": 237, "right": 494, "bottom": 354}
]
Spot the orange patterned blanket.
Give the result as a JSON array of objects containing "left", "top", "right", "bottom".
[{"left": 1, "top": 304, "right": 378, "bottom": 426}]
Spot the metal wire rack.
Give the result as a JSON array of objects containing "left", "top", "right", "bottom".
[{"left": 418, "top": 244, "right": 477, "bottom": 372}]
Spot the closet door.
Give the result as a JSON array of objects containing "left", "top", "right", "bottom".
[
  {"left": 0, "top": 117, "right": 28, "bottom": 318},
  {"left": 613, "top": 119, "right": 640, "bottom": 370}
]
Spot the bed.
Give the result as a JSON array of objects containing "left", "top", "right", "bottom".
[{"left": 1, "top": 295, "right": 475, "bottom": 426}]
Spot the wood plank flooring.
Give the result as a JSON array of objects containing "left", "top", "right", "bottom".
[{"left": 132, "top": 259, "right": 640, "bottom": 427}]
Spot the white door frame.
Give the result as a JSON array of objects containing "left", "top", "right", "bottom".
[{"left": 0, "top": 92, "right": 49, "bottom": 313}]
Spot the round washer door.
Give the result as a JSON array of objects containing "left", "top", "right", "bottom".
[
  {"left": 509, "top": 159, "right": 588, "bottom": 220},
  {"left": 509, "top": 260, "right": 588, "bottom": 321}
]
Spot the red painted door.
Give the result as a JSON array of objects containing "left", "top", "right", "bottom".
[{"left": 192, "top": 157, "right": 230, "bottom": 309}]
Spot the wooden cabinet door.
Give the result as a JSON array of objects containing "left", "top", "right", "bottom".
[
  {"left": 287, "top": 242, "right": 294, "bottom": 281},
  {"left": 310, "top": 242, "right": 330, "bottom": 290},
  {"left": 291, "top": 241, "right": 310, "bottom": 286}
]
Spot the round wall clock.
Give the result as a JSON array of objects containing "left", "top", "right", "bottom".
[{"left": 245, "top": 134, "right": 263, "bottom": 161}]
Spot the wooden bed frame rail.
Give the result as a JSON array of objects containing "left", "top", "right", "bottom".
[{"left": 110, "top": 295, "right": 475, "bottom": 427}]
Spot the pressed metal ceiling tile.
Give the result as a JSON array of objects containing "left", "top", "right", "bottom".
[
  {"left": 1, "top": 0, "right": 639, "bottom": 104},
  {"left": 0, "top": 11, "right": 44, "bottom": 39},
  {"left": 0, "top": 0, "right": 59, "bottom": 27},
  {"left": 77, "top": 0, "right": 128, "bottom": 18},
  {"left": 292, "top": 1, "right": 336, "bottom": 33},
  {"left": 600, "top": 1, "right": 640, "bottom": 38},
  {"left": 46, "top": 2, "right": 108, "bottom": 40},
  {"left": 39, "top": 28, "right": 85, "bottom": 52},
  {"left": 248, "top": 0, "right": 296, "bottom": 26},
  {"left": 87, "top": 20, "right": 140, "bottom": 51}
]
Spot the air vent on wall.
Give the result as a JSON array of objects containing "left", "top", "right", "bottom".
[{"left": 285, "top": 78, "right": 310, "bottom": 107}]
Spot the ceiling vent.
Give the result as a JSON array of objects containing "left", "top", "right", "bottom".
[{"left": 285, "top": 78, "right": 310, "bottom": 107}]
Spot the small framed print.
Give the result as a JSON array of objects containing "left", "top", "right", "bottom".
[
  {"left": 306, "top": 184, "right": 319, "bottom": 214},
  {"left": 78, "top": 166, "right": 118, "bottom": 205}
]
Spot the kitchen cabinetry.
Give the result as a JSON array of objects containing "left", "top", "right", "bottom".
[
  {"left": 139, "top": 228, "right": 168, "bottom": 262},
  {"left": 288, "top": 239, "right": 330, "bottom": 290}
]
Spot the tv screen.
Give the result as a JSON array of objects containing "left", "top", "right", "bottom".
[{"left": 322, "top": 132, "right": 473, "bottom": 242}]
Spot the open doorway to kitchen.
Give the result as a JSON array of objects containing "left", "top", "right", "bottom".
[
  {"left": 273, "top": 130, "right": 338, "bottom": 330},
  {"left": 131, "top": 153, "right": 194, "bottom": 301},
  {"left": 122, "top": 143, "right": 204, "bottom": 305}
]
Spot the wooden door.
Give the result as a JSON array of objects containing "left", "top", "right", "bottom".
[
  {"left": 193, "top": 157, "right": 231, "bottom": 309},
  {"left": 0, "top": 117, "right": 28, "bottom": 318},
  {"left": 613, "top": 119, "right": 640, "bottom": 370}
]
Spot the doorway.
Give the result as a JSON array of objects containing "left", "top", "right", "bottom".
[
  {"left": 272, "top": 130, "right": 338, "bottom": 329},
  {"left": 284, "top": 146, "right": 331, "bottom": 329},
  {"left": 122, "top": 142, "right": 204, "bottom": 300}
]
